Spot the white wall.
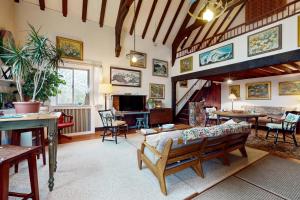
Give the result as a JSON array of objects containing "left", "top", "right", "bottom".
[
  {"left": 0, "top": 0, "right": 15, "bottom": 35},
  {"left": 13, "top": 1, "right": 172, "bottom": 129},
  {"left": 221, "top": 74, "right": 300, "bottom": 111}
]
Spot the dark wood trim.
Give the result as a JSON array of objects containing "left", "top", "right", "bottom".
[
  {"left": 142, "top": 0, "right": 158, "bottom": 39},
  {"left": 39, "top": 0, "right": 45, "bottom": 10},
  {"left": 14, "top": 0, "right": 20, "bottom": 2},
  {"left": 163, "top": 0, "right": 185, "bottom": 45},
  {"left": 99, "top": 0, "right": 107, "bottom": 27},
  {"left": 180, "top": 33, "right": 191, "bottom": 49},
  {"left": 172, "top": 80, "right": 177, "bottom": 123},
  {"left": 129, "top": 0, "right": 142, "bottom": 35},
  {"left": 82, "top": 0, "right": 88, "bottom": 22},
  {"left": 152, "top": 0, "right": 171, "bottom": 42},
  {"left": 62, "top": 0, "right": 68, "bottom": 17}
]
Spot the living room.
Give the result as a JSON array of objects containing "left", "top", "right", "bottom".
[{"left": 0, "top": 0, "right": 300, "bottom": 200}]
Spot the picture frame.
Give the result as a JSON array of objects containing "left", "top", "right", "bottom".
[
  {"left": 110, "top": 67, "right": 141, "bottom": 87},
  {"left": 246, "top": 81, "right": 271, "bottom": 100},
  {"left": 248, "top": 25, "right": 282, "bottom": 57},
  {"left": 199, "top": 43, "right": 234, "bottom": 66},
  {"left": 179, "top": 80, "right": 188, "bottom": 88},
  {"left": 149, "top": 83, "right": 165, "bottom": 99},
  {"left": 229, "top": 85, "right": 240, "bottom": 98},
  {"left": 279, "top": 81, "right": 300, "bottom": 96},
  {"left": 56, "top": 36, "right": 83, "bottom": 60},
  {"left": 152, "top": 59, "right": 168, "bottom": 77},
  {"left": 180, "top": 56, "right": 193, "bottom": 73},
  {"left": 130, "top": 50, "right": 147, "bottom": 68}
]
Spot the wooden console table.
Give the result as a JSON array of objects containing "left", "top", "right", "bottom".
[
  {"left": 115, "top": 111, "right": 150, "bottom": 128},
  {"left": 0, "top": 112, "right": 60, "bottom": 191}
]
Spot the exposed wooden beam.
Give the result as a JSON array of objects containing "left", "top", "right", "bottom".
[
  {"left": 82, "top": 0, "right": 88, "bottom": 22},
  {"left": 62, "top": 0, "right": 68, "bottom": 17},
  {"left": 180, "top": 33, "right": 191, "bottom": 49},
  {"left": 142, "top": 0, "right": 158, "bottom": 39},
  {"left": 115, "top": 0, "right": 134, "bottom": 57},
  {"left": 163, "top": 0, "right": 185, "bottom": 45},
  {"left": 129, "top": 0, "right": 142, "bottom": 35},
  {"left": 191, "top": 26, "right": 204, "bottom": 46},
  {"left": 14, "top": 0, "right": 19, "bottom": 2},
  {"left": 288, "top": 62, "right": 300, "bottom": 70},
  {"left": 39, "top": 0, "right": 45, "bottom": 10},
  {"left": 99, "top": 0, "right": 107, "bottom": 27},
  {"left": 152, "top": 0, "right": 171, "bottom": 42},
  {"left": 196, "top": 18, "right": 219, "bottom": 50}
]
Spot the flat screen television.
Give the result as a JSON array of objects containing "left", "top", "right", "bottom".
[{"left": 118, "top": 95, "right": 145, "bottom": 111}]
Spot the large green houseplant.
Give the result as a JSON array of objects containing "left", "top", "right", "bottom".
[{"left": 0, "top": 25, "right": 63, "bottom": 113}]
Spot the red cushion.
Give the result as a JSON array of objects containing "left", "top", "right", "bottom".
[{"left": 58, "top": 122, "right": 74, "bottom": 129}]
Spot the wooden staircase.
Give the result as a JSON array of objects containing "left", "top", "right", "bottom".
[{"left": 176, "top": 81, "right": 221, "bottom": 125}]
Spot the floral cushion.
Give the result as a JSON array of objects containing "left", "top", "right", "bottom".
[
  {"left": 285, "top": 113, "right": 300, "bottom": 123},
  {"left": 266, "top": 113, "right": 299, "bottom": 130},
  {"left": 206, "top": 107, "right": 217, "bottom": 119}
]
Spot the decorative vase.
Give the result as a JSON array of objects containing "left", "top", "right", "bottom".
[{"left": 13, "top": 101, "right": 41, "bottom": 114}]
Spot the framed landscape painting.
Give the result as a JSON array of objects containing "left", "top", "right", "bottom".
[
  {"left": 110, "top": 67, "right": 141, "bottom": 87},
  {"left": 149, "top": 83, "right": 165, "bottom": 99},
  {"left": 180, "top": 56, "right": 193, "bottom": 73},
  {"left": 246, "top": 82, "right": 271, "bottom": 100},
  {"left": 56, "top": 36, "right": 83, "bottom": 60},
  {"left": 229, "top": 85, "right": 240, "bottom": 98},
  {"left": 199, "top": 43, "right": 233, "bottom": 66},
  {"left": 279, "top": 81, "right": 300, "bottom": 95},
  {"left": 130, "top": 50, "right": 147, "bottom": 68},
  {"left": 248, "top": 25, "right": 282, "bottom": 57},
  {"left": 152, "top": 59, "right": 168, "bottom": 77}
]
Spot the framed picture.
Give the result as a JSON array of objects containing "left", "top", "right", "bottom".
[
  {"left": 180, "top": 56, "right": 193, "bottom": 73},
  {"left": 130, "top": 50, "right": 147, "bottom": 68},
  {"left": 110, "top": 67, "right": 141, "bottom": 87},
  {"left": 199, "top": 43, "right": 234, "bottom": 66},
  {"left": 152, "top": 59, "right": 168, "bottom": 77},
  {"left": 279, "top": 81, "right": 300, "bottom": 96},
  {"left": 56, "top": 36, "right": 83, "bottom": 60},
  {"left": 248, "top": 25, "right": 282, "bottom": 57},
  {"left": 179, "top": 80, "right": 188, "bottom": 88},
  {"left": 149, "top": 83, "right": 165, "bottom": 99},
  {"left": 229, "top": 85, "right": 240, "bottom": 98},
  {"left": 246, "top": 82, "right": 271, "bottom": 100}
]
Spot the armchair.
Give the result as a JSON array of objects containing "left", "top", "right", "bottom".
[
  {"left": 266, "top": 113, "right": 300, "bottom": 146},
  {"left": 58, "top": 112, "right": 75, "bottom": 143}
]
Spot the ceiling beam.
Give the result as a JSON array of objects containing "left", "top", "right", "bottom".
[
  {"left": 288, "top": 62, "right": 300, "bottom": 70},
  {"left": 14, "top": 0, "right": 19, "bottom": 2},
  {"left": 99, "top": 0, "right": 107, "bottom": 27},
  {"left": 62, "top": 0, "right": 68, "bottom": 17},
  {"left": 82, "top": 0, "right": 88, "bottom": 22},
  {"left": 196, "top": 18, "right": 219, "bottom": 50},
  {"left": 191, "top": 26, "right": 204, "bottom": 46},
  {"left": 152, "top": 0, "right": 171, "bottom": 42},
  {"left": 39, "top": 0, "right": 45, "bottom": 10},
  {"left": 180, "top": 33, "right": 191, "bottom": 49},
  {"left": 129, "top": 0, "right": 142, "bottom": 35},
  {"left": 115, "top": 0, "right": 134, "bottom": 57},
  {"left": 142, "top": 0, "right": 158, "bottom": 39},
  {"left": 163, "top": 0, "right": 185, "bottom": 45}
]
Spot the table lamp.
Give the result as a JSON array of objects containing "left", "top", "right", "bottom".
[
  {"left": 228, "top": 93, "right": 237, "bottom": 111},
  {"left": 100, "top": 83, "right": 112, "bottom": 110}
]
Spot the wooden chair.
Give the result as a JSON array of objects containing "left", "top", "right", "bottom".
[
  {"left": 58, "top": 112, "right": 74, "bottom": 143},
  {"left": 98, "top": 110, "right": 128, "bottom": 144},
  {"left": 204, "top": 107, "right": 218, "bottom": 127},
  {"left": 0, "top": 145, "right": 40, "bottom": 200},
  {"left": 137, "top": 138, "right": 207, "bottom": 195},
  {"left": 266, "top": 113, "right": 300, "bottom": 146}
]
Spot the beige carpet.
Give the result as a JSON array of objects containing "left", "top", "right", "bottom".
[{"left": 9, "top": 133, "right": 268, "bottom": 200}]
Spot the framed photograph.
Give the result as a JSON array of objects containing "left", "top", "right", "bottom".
[
  {"left": 130, "top": 50, "right": 147, "bottom": 68},
  {"left": 149, "top": 83, "right": 165, "bottom": 99},
  {"left": 199, "top": 43, "right": 234, "bottom": 66},
  {"left": 179, "top": 80, "right": 188, "bottom": 88},
  {"left": 180, "top": 56, "right": 193, "bottom": 73},
  {"left": 152, "top": 59, "right": 168, "bottom": 77},
  {"left": 110, "top": 67, "right": 141, "bottom": 87},
  {"left": 279, "top": 81, "right": 300, "bottom": 96},
  {"left": 229, "top": 85, "right": 240, "bottom": 98},
  {"left": 56, "top": 36, "right": 83, "bottom": 60},
  {"left": 246, "top": 82, "right": 271, "bottom": 100},
  {"left": 248, "top": 25, "right": 282, "bottom": 57}
]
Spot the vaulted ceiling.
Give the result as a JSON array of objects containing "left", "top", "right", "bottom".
[{"left": 15, "top": 0, "right": 247, "bottom": 58}]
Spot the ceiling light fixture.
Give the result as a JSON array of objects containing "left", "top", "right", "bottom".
[{"left": 227, "top": 72, "right": 233, "bottom": 84}]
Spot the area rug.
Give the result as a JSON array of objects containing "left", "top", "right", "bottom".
[
  {"left": 9, "top": 134, "right": 268, "bottom": 200},
  {"left": 246, "top": 130, "right": 300, "bottom": 160}
]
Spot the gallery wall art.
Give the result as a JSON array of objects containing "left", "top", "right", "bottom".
[
  {"left": 199, "top": 43, "right": 234, "bottom": 66},
  {"left": 180, "top": 56, "right": 193, "bottom": 73},
  {"left": 56, "top": 36, "right": 83, "bottom": 60},
  {"left": 279, "top": 81, "right": 300, "bottom": 95},
  {"left": 110, "top": 67, "right": 141, "bottom": 87},
  {"left": 229, "top": 85, "right": 240, "bottom": 98},
  {"left": 246, "top": 81, "right": 271, "bottom": 100},
  {"left": 152, "top": 59, "right": 168, "bottom": 77},
  {"left": 149, "top": 83, "right": 165, "bottom": 99},
  {"left": 130, "top": 50, "right": 147, "bottom": 68}
]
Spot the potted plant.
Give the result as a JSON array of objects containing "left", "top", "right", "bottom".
[{"left": 0, "top": 24, "right": 63, "bottom": 113}]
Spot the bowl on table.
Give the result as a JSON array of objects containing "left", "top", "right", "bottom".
[{"left": 161, "top": 124, "right": 175, "bottom": 129}]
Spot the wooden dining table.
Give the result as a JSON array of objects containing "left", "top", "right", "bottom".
[
  {"left": 214, "top": 111, "right": 267, "bottom": 135},
  {"left": 0, "top": 112, "right": 60, "bottom": 191}
]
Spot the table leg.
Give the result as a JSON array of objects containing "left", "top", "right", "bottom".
[
  {"left": 144, "top": 114, "right": 149, "bottom": 129},
  {"left": 47, "top": 119, "right": 57, "bottom": 191},
  {"left": 255, "top": 117, "right": 259, "bottom": 136},
  {"left": 217, "top": 115, "right": 220, "bottom": 125}
]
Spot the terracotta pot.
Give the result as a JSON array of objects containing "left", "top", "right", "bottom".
[{"left": 13, "top": 101, "right": 41, "bottom": 114}]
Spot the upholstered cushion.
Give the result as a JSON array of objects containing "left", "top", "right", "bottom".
[
  {"left": 266, "top": 123, "right": 282, "bottom": 130},
  {"left": 285, "top": 113, "right": 300, "bottom": 123},
  {"left": 112, "top": 120, "right": 126, "bottom": 127},
  {"left": 206, "top": 107, "right": 217, "bottom": 119}
]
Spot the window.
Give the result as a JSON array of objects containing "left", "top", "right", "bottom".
[{"left": 57, "top": 68, "right": 90, "bottom": 105}]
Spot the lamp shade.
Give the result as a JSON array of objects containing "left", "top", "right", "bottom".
[
  {"left": 228, "top": 93, "right": 237, "bottom": 100},
  {"left": 99, "top": 83, "right": 112, "bottom": 94}
]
